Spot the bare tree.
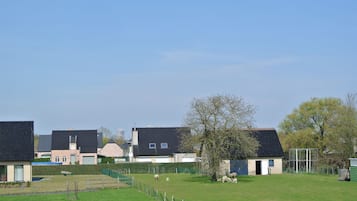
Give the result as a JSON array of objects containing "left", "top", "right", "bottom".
[{"left": 183, "top": 95, "right": 258, "bottom": 181}]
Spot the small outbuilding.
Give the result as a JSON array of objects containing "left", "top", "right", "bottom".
[
  {"left": 230, "top": 128, "right": 284, "bottom": 175},
  {"left": 349, "top": 158, "right": 357, "bottom": 182}
]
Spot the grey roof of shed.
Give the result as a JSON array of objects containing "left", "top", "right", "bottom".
[
  {"left": 38, "top": 135, "right": 52, "bottom": 152},
  {"left": 0, "top": 121, "right": 34, "bottom": 161},
  {"left": 251, "top": 129, "right": 284, "bottom": 158},
  {"left": 133, "top": 127, "right": 190, "bottom": 156},
  {"left": 51, "top": 130, "right": 98, "bottom": 153}
]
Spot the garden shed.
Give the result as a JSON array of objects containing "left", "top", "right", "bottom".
[{"left": 349, "top": 158, "right": 357, "bottom": 182}]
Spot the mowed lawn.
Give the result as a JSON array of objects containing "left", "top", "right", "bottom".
[
  {"left": 1, "top": 174, "right": 357, "bottom": 201},
  {"left": 1, "top": 188, "right": 156, "bottom": 201},
  {"left": 132, "top": 173, "right": 357, "bottom": 201}
]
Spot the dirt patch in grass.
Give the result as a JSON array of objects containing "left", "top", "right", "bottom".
[{"left": 0, "top": 175, "right": 126, "bottom": 195}]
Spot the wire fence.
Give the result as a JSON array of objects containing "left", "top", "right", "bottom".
[
  {"left": 102, "top": 168, "right": 186, "bottom": 201},
  {"left": 284, "top": 166, "right": 339, "bottom": 175},
  {"left": 0, "top": 175, "right": 122, "bottom": 197}
]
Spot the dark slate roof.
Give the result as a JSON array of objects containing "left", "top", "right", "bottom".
[
  {"left": 51, "top": 130, "right": 98, "bottom": 153},
  {"left": 38, "top": 135, "right": 52, "bottom": 152},
  {"left": 0, "top": 121, "right": 34, "bottom": 161},
  {"left": 133, "top": 127, "right": 190, "bottom": 156},
  {"left": 251, "top": 129, "right": 284, "bottom": 158}
]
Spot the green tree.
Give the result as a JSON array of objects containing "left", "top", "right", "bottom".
[
  {"left": 279, "top": 96, "right": 357, "bottom": 166},
  {"left": 183, "top": 95, "right": 259, "bottom": 181},
  {"left": 279, "top": 97, "right": 343, "bottom": 154},
  {"left": 98, "top": 127, "right": 126, "bottom": 145},
  {"left": 98, "top": 126, "right": 113, "bottom": 145},
  {"left": 327, "top": 94, "right": 357, "bottom": 165}
]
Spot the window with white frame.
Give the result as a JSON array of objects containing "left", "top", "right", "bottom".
[
  {"left": 62, "top": 156, "right": 67, "bottom": 162},
  {"left": 160, "top": 142, "right": 168, "bottom": 149},
  {"left": 269, "top": 159, "right": 274, "bottom": 167},
  {"left": 149, "top": 143, "right": 156, "bottom": 149},
  {"left": 55, "top": 156, "right": 60, "bottom": 162}
]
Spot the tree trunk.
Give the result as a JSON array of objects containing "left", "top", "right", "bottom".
[{"left": 211, "top": 172, "right": 217, "bottom": 182}]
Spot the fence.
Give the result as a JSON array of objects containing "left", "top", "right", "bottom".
[
  {"left": 284, "top": 166, "right": 339, "bottom": 175},
  {"left": 102, "top": 169, "right": 186, "bottom": 201},
  {"left": 33, "top": 162, "right": 199, "bottom": 175}
]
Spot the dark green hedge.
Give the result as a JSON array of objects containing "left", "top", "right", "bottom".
[
  {"left": 33, "top": 162, "right": 199, "bottom": 176},
  {"left": 32, "top": 158, "right": 51, "bottom": 162}
]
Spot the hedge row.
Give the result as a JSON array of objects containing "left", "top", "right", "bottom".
[{"left": 32, "top": 162, "right": 199, "bottom": 175}]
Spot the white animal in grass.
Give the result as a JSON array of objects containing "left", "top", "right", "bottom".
[
  {"left": 229, "top": 172, "right": 237, "bottom": 178},
  {"left": 154, "top": 174, "right": 159, "bottom": 182},
  {"left": 219, "top": 174, "right": 238, "bottom": 183},
  {"left": 221, "top": 175, "right": 232, "bottom": 183}
]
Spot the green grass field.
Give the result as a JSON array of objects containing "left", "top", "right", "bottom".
[
  {"left": 0, "top": 188, "right": 156, "bottom": 201},
  {"left": 1, "top": 173, "right": 357, "bottom": 201},
  {"left": 132, "top": 173, "right": 357, "bottom": 201}
]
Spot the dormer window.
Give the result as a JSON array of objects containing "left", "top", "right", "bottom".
[
  {"left": 160, "top": 143, "right": 168, "bottom": 149},
  {"left": 69, "top": 135, "right": 77, "bottom": 150},
  {"left": 149, "top": 143, "right": 156, "bottom": 149}
]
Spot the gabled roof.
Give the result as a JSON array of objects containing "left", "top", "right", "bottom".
[
  {"left": 99, "top": 142, "right": 123, "bottom": 158},
  {"left": 0, "top": 121, "right": 34, "bottom": 161},
  {"left": 251, "top": 129, "right": 284, "bottom": 158},
  {"left": 133, "top": 127, "right": 190, "bottom": 157},
  {"left": 38, "top": 135, "right": 52, "bottom": 152},
  {"left": 51, "top": 130, "right": 98, "bottom": 153}
]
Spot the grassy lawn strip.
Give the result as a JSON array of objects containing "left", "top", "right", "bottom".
[
  {"left": 0, "top": 175, "right": 125, "bottom": 195},
  {"left": 0, "top": 187, "right": 157, "bottom": 201},
  {"left": 132, "top": 173, "right": 357, "bottom": 201}
]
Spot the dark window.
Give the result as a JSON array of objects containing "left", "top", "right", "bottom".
[
  {"left": 0, "top": 165, "right": 7, "bottom": 181},
  {"left": 149, "top": 143, "right": 156, "bottom": 149},
  {"left": 269, "top": 159, "right": 274, "bottom": 167}
]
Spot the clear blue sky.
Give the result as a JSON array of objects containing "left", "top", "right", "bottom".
[{"left": 1, "top": 1, "right": 356, "bottom": 138}]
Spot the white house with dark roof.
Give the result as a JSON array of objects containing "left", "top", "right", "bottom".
[
  {"left": 0, "top": 121, "right": 34, "bottom": 182},
  {"left": 130, "top": 127, "right": 197, "bottom": 163},
  {"left": 229, "top": 128, "right": 284, "bottom": 175}
]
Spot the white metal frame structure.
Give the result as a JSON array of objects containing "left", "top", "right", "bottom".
[{"left": 289, "top": 148, "right": 318, "bottom": 173}]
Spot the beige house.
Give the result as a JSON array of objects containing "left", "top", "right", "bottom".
[
  {"left": 51, "top": 130, "right": 99, "bottom": 165},
  {"left": 0, "top": 121, "right": 34, "bottom": 182},
  {"left": 98, "top": 141, "right": 126, "bottom": 163}
]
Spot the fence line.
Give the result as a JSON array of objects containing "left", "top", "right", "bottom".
[
  {"left": 102, "top": 168, "right": 186, "bottom": 201},
  {"left": 284, "top": 166, "right": 339, "bottom": 175}
]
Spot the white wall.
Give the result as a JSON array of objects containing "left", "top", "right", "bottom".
[{"left": 1, "top": 162, "right": 32, "bottom": 182}]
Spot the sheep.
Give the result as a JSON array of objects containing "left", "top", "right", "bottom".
[
  {"left": 221, "top": 175, "right": 232, "bottom": 183},
  {"left": 154, "top": 174, "right": 159, "bottom": 182},
  {"left": 232, "top": 178, "right": 238, "bottom": 183},
  {"left": 229, "top": 172, "right": 237, "bottom": 178}
]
